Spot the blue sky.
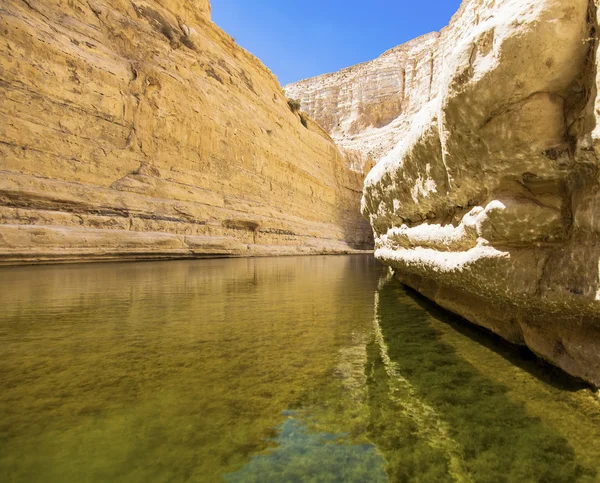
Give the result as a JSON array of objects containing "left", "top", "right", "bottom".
[{"left": 212, "top": 1, "right": 462, "bottom": 86}]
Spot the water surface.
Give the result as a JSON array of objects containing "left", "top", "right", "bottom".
[{"left": 0, "top": 255, "right": 599, "bottom": 482}]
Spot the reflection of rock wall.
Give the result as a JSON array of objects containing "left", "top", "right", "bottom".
[
  {"left": 0, "top": 255, "right": 381, "bottom": 481},
  {"left": 0, "top": 0, "right": 372, "bottom": 265},
  {"left": 359, "top": 0, "right": 600, "bottom": 386},
  {"left": 370, "top": 277, "right": 600, "bottom": 480}
]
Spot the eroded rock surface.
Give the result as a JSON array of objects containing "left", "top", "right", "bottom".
[
  {"left": 285, "top": 33, "right": 440, "bottom": 171},
  {"left": 0, "top": 0, "right": 372, "bottom": 264},
  {"left": 295, "top": 0, "right": 600, "bottom": 386}
]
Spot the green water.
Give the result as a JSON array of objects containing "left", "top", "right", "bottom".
[{"left": 0, "top": 255, "right": 599, "bottom": 482}]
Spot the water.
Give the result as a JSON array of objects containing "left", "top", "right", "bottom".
[{"left": 0, "top": 255, "right": 599, "bottom": 482}]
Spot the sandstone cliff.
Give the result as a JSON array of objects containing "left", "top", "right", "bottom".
[
  {"left": 285, "top": 32, "right": 440, "bottom": 171},
  {"left": 0, "top": 0, "right": 372, "bottom": 264},
  {"left": 291, "top": 0, "right": 600, "bottom": 387}
]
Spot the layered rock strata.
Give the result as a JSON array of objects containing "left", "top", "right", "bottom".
[
  {"left": 285, "top": 33, "right": 440, "bottom": 171},
  {"left": 0, "top": 0, "right": 372, "bottom": 264},
  {"left": 295, "top": 0, "right": 600, "bottom": 386}
]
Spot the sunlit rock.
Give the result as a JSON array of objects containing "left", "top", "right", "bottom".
[
  {"left": 0, "top": 0, "right": 372, "bottom": 264},
  {"left": 292, "top": 0, "right": 600, "bottom": 386}
]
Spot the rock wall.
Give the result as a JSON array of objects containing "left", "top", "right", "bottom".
[
  {"left": 285, "top": 33, "right": 440, "bottom": 171},
  {"left": 0, "top": 0, "right": 372, "bottom": 265},
  {"left": 293, "top": 0, "right": 600, "bottom": 386}
]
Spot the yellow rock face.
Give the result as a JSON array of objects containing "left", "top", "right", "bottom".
[{"left": 0, "top": 0, "right": 372, "bottom": 264}]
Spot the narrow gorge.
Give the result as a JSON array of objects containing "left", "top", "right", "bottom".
[
  {"left": 287, "top": 0, "right": 600, "bottom": 386},
  {"left": 0, "top": 0, "right": 372, "bottom": 264},
  {"left": 2, "top": 0, "right": 600, "bottom": 480}
]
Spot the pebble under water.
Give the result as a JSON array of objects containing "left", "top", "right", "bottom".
[{"left": 0, "top": 255, "right": 599, "bottom": 482}]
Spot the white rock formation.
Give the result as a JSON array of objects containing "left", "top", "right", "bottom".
[
  {"left": 285, "top": 33, "right": 439, "bottom": 171},
  {"left": 292, "top": 0, "right": 600, "bottom": 387}
]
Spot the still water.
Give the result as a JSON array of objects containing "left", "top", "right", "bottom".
[{"left": 0, "top": 255, "right": 599, "bottom": 482}]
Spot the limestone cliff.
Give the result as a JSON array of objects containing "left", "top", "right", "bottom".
[
  {"left": 0, "top": 0, "right": 372, "bottom": 264},
  {"left": 285, "top": 33, "right": 439, "bottom": 171},
  {"left": 292, "top": 0, "right": 600, "bottom": 387}
]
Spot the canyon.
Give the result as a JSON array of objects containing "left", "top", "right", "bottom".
[
  {"left": 0, "top": 0, "right": 372, "bottom": 265},
  {"left": 288, "top": 0, "right": 600, "bottom": 386},
  {"left": 2, "top": 0, "right": 600, "bottom": 387},
  {"left": 3, "top": 1, "right": 600, "bottom": 479}
]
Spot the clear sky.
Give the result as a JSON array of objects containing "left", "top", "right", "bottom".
[{"left": 212, "top": 1, "right": 462, "bottom": 86}]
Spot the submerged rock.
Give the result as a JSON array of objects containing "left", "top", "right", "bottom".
[
  {"left": 292, "top": 0, "right": 600, "bottom": 386},
  {"left": 0, "top": 0, "right": 372, "bottom": 264}
]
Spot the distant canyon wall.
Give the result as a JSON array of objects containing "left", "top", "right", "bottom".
[
  {"left": 285, "top": 32, "right": 440, "bottom": 171},
  {"left": 290, "top": 0, "right": 600, "bottom": 387},
  {"left": 0, "top": 0, "right": 372, "bottom": 264}
]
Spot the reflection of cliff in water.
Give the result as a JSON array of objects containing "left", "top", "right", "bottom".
[
  {"left": 367, "top": 274, "right": 600, "bottom": 482},
  {"left": 0, "top": 256, "right": 383, "bottom": 482},
  {"left": 2, "top": 257, "right": 600, "bottom": 482}
]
